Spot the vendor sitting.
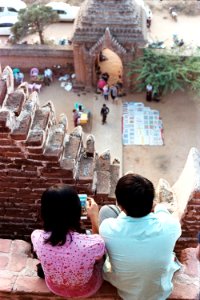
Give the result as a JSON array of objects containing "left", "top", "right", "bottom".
[
  {"left": 13, "top": 68, "right": 24, "bottom": 85},
  {"left": 78, "top": 105, "right": 83, "bottom": 113},
  {"left": 44, "top": 68, "right": 53, "bottom": 86},
  {"left": 15, "top": 72, "right": 24, "bottom": 84},
  {"left": 74, "top": 103, "right": 89, "bottom": 125}
]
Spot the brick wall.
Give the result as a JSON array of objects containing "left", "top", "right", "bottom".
[
  {"left": 172, "top": 147, "right": 200, "bottom": 255},
  {"left": 0, "top": 67, "right": 119, "bottom": 241},
  {"left": 175, "top": 194, "right": 200, "bottom": 254},
  {"left": 0, "top": 45, "right": 74, "bottom": 73}
]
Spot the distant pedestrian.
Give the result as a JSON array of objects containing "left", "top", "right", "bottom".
[
  {"left": 44, "top": 67, "right": 53, "bottom": 86},
  {"left": 146, "top": 83, "right": 153, "bottom": 101},
  {"left": 72, "top": 109, "right": 80, "bottom": 127},
  {"left": 110, "top": 85, "right": 118, "bottom": 102},
  {"left": 101, "top": 104, "right": 110, "bottom": 124},
  {"left": 146, "top": 16, "right": 152, "bottom": 28},
  {"left": 103, "top": 84, "right": 109, "bottom": 101},
  {"left": 15, "top": 72, "right": 24, "bottom": 84},
  {"left": 101, "top": 72, "right": 109, "bottom": 82}
]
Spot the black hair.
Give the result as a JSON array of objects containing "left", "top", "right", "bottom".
[
  {"left": 115, "top": 173, "right": 154, "bottom": 217},
  {"left": 41, "top": 184, "right": 83, "bottom": 246}
]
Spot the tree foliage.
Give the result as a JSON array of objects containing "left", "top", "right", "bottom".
[
  {"left": 128, "top": 48, "right": 200, "bottom": 96},
  {"left": 11, "top": 4, "right": 59, "bottom": 44}
]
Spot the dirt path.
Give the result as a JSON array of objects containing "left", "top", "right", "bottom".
[
  {"left": 38, "top": 78, "right": 200, "bottom": 187},
  {"left": 38, "top": 80, "right": 123, "bottom": 174},
  {"left": 148, "top": 12, "right": 200, "bottom": 48},
  {"left": 123, "top": 90, "right": 200, "bottom": 186}
]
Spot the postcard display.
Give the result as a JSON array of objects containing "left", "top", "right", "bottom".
[{"left": 122, "top": 102, "right": 164, "bottom": 146}]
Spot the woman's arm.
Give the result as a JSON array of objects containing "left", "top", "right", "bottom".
[{"left": 86, "top": 197, "right": 99, "bottom": 234}]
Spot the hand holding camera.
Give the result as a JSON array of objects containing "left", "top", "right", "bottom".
[
  {"left": 79, "top": 195, "right": 99, "bottom": 233},
  {"left": 86, "top": 197, "right": 99, "bottom": 219},
  {"left": 79, "top": 195, "right": 99, "bottom": 220}
]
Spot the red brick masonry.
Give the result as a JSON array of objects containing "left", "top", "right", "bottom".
[{"left": 0, "top": 239, "right": 199, "bottom": 300}]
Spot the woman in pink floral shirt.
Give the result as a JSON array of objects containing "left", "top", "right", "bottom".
[{"left": 31, "top": 184, "right": 105, "bottom": 298}]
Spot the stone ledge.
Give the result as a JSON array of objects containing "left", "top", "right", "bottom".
[
  {"left": 0, "top": 239, "right": 199, "bottom": 300},
  {"left": 0, "top": 239, "right": 120, "bottom": 299}
]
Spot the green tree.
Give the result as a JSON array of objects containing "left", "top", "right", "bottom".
[
  {"left": 11, "top": 4, "right": 59, "bottom": 45},
  {"left": 128, "top": 48, "right": 200, "bottom": 96}
]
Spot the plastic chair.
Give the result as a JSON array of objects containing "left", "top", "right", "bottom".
[
  {"left": 28, "top": 83, "right": 35, "bottom": 93},
  {"left": 30, "top": 67, "right": 39, "bottom": 77}
]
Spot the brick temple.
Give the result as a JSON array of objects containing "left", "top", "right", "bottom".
[
  {"left": 73, "top": 0, "right": 147, "bottom": 88},
  {"left": 0, "top": 0, "right": 148, "bottom": 91}
]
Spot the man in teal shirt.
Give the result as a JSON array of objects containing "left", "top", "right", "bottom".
[{"left": 99, "top": 173, "right": 181, "bottom": 300}]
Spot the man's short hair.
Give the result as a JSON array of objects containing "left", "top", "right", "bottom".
[{"left": 115, "top": 173, "right": 155, "bottom": 217}]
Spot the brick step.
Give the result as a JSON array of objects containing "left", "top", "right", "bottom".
[{"left": 0, "top": 239, "right": 198, "bottom": 300}]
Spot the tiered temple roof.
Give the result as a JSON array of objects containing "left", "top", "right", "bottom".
[{"left": 73, "top": 0, "right": 147, "bottom": 46}]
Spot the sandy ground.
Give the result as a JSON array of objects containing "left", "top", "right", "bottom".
[
  {"left": 122, "top": 91, "right": 200, "bottom": 187},
  {"left": 1, "top": 6, "right": 200, "bottom": 188},
  {"left": 38, "top": 80, "right": 123, "bottom": 173},
  {"left": 148, "top": 13, "right": 200, "bottom": 48},
  {"left": 38, "top": 79, "right": 200, "bottom": 187}
]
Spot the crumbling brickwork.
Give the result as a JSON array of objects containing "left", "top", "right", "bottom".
[
  {"left": 171, "top": 147, "right": 200, "bottom": 255},
  {"left": 175, "top": 193, "right": 200, "bottom": 254},
  {"left": 0, "top": 67, "right": 120, "bottom": 241}
]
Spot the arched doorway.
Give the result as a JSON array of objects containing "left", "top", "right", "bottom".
[
  {"left": 95, "top": 48, "right": 124, "bottom": 95},
  {"left": 96, "top": 48, "right": 123, "bottom": 85}
]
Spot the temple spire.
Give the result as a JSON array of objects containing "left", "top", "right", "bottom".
[{"left": 73, "top": 0, "right": 147, "bottom": 46}]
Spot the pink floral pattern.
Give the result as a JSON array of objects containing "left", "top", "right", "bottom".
[{"left": 31, "top": 230, "right": 105, "bottom": 298}]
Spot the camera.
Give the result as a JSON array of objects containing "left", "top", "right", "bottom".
[{"left": 78, "top": 194, "right": 87, "bottom": 220}]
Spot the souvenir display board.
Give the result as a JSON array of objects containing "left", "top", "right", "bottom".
[{"left": 122, "top": 102, "right": 164, "bottom": 146}]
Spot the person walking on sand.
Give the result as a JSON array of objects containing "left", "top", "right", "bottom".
[
  {"left": 103, "top": 84, "right": 110, "bottom": 101},
  {"left": 101, "top": 104, "right": 110, "bottom": 124},
  {"left": 110, "top": 85, "right": 118, "bottom": 102},
  {"left": 146, "top": 16, "right": 152, "bottom": 28}
]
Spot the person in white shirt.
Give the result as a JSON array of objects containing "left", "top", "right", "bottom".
[
  {"left": 103, "top": 84, "right": 110, "bottom": 101},
  {"left": 99, "top": 173, "right": 181, "bottom": 300},
  {"left": 44, "top": 68, "right": 53, "bottom": 85},
  {"left": 146, "top": 83, "right": 153, "bottom": 101}
]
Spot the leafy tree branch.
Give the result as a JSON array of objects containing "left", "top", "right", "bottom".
[{"left": 11, "top": 4, "right": 59, "bottom": 45}]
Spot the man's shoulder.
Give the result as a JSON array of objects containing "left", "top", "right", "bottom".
[{"left": 99, "top": 217, "right": 121, "bottom": 234}]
